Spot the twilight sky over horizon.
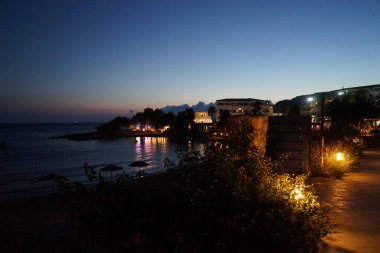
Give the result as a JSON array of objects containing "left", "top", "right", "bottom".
[{"left": 1, "top": 0, "right": 380, "bottom": 122}]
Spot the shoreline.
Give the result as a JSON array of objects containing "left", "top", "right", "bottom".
[
  {"left": 52, "top": 131, "right": 168, "bottom": 141},
  {"left": 52, "top": 131, "right": 222, "bottom": 142}
]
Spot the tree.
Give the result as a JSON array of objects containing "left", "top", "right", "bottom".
[
  {"left": 96, "top": 116, "right": 131, "bottom": 134},
  {"left": 207, "top": 106, "right": 216, "bottom": 120},
  {"left": 274, "top": 100, "right": 300, "bottom": 116},
  {"left": 252, "top": 101, "right": 262, "bottom": 115},
  {"left": 68, "top": 118, "right": 328, "bottom": 253},
  {"left": 131, "top": 108, "right": 169, "bottom": 131},
  {"left": 173, "top": 108, "right": 195, "bottom": 134},
  {"left": 216, "top": 109, "right": 231, "bottom": 130},
  {"left": 327, "top": 90, "right": 376, "bottom": 136},
  {"left": 160, "top": 111, "right": 176, "bottom": 130}
]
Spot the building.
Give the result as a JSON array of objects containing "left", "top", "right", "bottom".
[
  {"left": 194, "top": 112, "right": 213, "bottom": 124},
  {"left": 300, "top": 84, "right": 380, "bottom": 116},
  {"left": 298, "top": 84, "right": 380, "bottom": 132},
  {"left": 192, "top": 111, "right": 213, "bottom": 132},
  {"left": 216, "top": 98, "right": 274, "bottom": 120}
]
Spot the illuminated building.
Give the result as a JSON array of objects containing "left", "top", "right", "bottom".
[
  {"left": 298, "top": 84, "right": 380, "bottom": 132},
  {"left": 194, "top": 112, "right": 213, "bottom": 124},
  {"left": 216, "top": 98, "right": 273, "bottom": 120}
]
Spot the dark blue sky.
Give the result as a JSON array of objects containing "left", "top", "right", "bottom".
[{"left": 1, "top": 0, "right": 379, "bottom": 122}]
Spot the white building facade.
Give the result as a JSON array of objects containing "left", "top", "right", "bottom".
[
  {"left": 216, "top": 98, "right": 274, "bottom": 120},
  {"left": 194, "top": 112, "right": 213, "bottom": 124}
]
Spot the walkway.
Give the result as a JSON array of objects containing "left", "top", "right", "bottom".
[{"left": 315, "top": 149, "right": 380, "bottom": 253}]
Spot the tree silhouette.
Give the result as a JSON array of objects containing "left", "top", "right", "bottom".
[
  {"left": 274, "top": 100, "right": 300, "bottom": 116},
  {"left": 327, "top": 90, "right": 378, "bottom": 136},
  {"left": 252, "top": 101, "right": 262, "bottom": 115},
  {"left": 207, "top": 106, "right": 216, "bottom": 121},
  {"left": 173, "top": 108, "right": 195, "bottom": 133},
  {"left": 96, "top": 116, "right": 130, "bottom": 134},
  {"left": 217, "top": 109, "right": 231, "bottom": 130}
]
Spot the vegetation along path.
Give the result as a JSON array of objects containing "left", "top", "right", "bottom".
[{"left": 315, "top": 148, "right": 380, "bottom": 253}]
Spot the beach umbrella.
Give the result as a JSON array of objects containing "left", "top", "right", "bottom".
[
  {"left": 100, "top": 164, "right": 123, "bottom": 179},
  {"left": 37, "top": 173, "right": 69, "bottom": 192},
  {"left": 38, "top": 173, "right": 69, "bottom": 182},
  {"left": 129, "top": 161, "right": 149, "bottom": 172},
  {"left": 83, "top": 162, "right": 97, "bottom": 182}
]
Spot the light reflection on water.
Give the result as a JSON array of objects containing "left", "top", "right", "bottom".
[
  {"left": 134, "top": 137, "right": 170, "bottom": 173},
  {"left": 0, "top": 124, "right": 205, "bottom": 198}
]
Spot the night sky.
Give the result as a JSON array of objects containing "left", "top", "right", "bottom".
[{"left": 1, "top": 0, "right": 379, "bottom": 123}]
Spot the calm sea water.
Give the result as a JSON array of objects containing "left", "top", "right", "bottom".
[{"left": 0, "top": 124, "right": 203, "bottom": 198}]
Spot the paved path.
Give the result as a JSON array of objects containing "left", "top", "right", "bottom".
[{"left": 315, "top": 149, "right": 380, "bottom": 253}]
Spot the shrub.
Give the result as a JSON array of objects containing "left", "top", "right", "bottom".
[
  {"left": 311, "top": 139, "right": 358, "bottom": 178},
  {"left": 66, "top": 119, "right": 329, "bottom": 252}
]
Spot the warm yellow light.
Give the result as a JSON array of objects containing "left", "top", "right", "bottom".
[
  {"left": 336, "top": 152, "right": 344, "bottom": 161},
  {"left": 294, "top": 187, "right": 304, "bottom": 200}
]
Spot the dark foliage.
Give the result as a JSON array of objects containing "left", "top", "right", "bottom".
[
  {"left": 96, "top": 109, "right": 176, "bottom": 134},
  {"left": 274, "top": 100, "right": 300, "bottom": 116},
  {"left": 2, "top": 120, "right": 329, "bottom": 252},
  {"left": 207, "top": 105, "right": 216, "bottom": 116},
  {"left": 216, "top": 109, "right": 231, "bottom": 130},
  {"left": 132, "top": 108, "right": 175, "bottom": 130},
  {"left": 96, "top": 116, "right": 131, "bottom": 134},
  {"left": 252, "top": 101, "right": 263, "bottom": 115},
  {"left": 327, "top": 90, "right": 380, "bottom": 137},
  {"left": 66, "top": 120, "right": 328, "bottom": 252},
  {"left": 171, "top": 108, "right": 195, "bottom": 135}
]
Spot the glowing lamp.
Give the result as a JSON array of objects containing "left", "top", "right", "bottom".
[
  {"left": 293, "top": 187, "right": 304, "bottom": 200},
  {"left": 336, "top": 152, "right": 344, "bottom": 161}
]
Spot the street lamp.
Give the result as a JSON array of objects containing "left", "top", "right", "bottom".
[
  {"left": 293, "top": 186, "right": 304, "bottom": 200},
  {"left": 306, "top": 93, "right": 326, "bottom": 166},
  {"left": 320, "top": 92, "right": 326, "bottom": 167},
  {"left": 335, "top": 152, "right": 344, "bottom": 161}
]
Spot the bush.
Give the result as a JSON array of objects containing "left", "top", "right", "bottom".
[
  {"left": 62, "top": 120, "right": 329, "bottom": 252},
  {"left": 311, "top": 139, "right": 358, "bottom": 179}
]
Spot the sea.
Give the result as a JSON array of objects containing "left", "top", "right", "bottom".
[{"left": 0, "top": 123, "right": 204, "bottom": 199}]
